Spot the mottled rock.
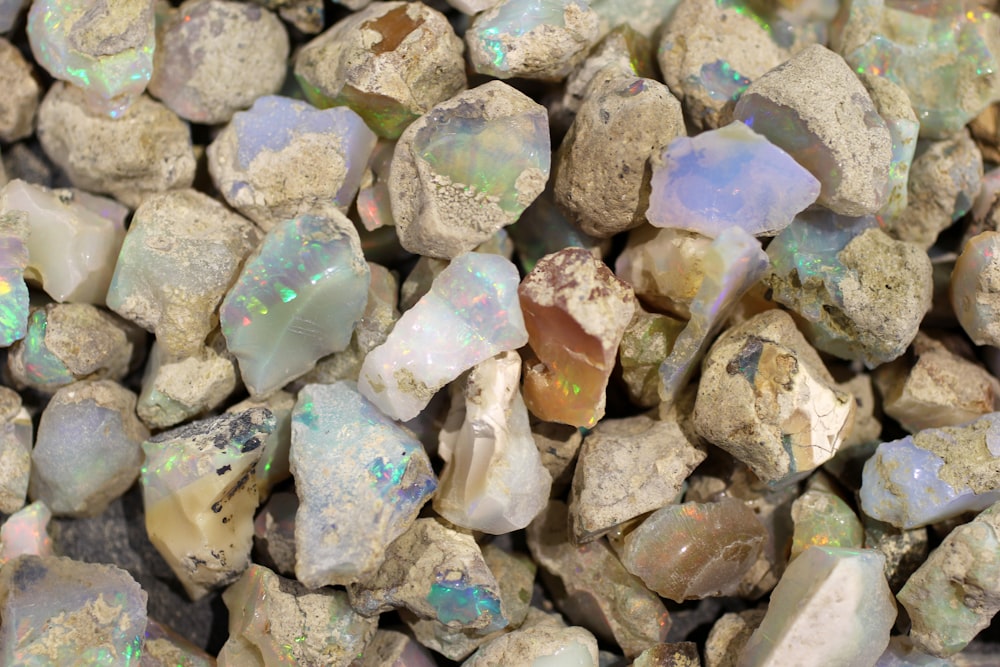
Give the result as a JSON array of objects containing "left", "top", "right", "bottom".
[
  {"left": 358, "top": 629, "right": 437, "bottom": 667},
  {"left": 618, "top": 305, "right": 686, "bottom": 408},
  {"left": 140, "top": 618, "right": 215, "bottom": 667},
  {"left": 614, "top": 225, "right": 712, "bottom": 319},
  {"left": 0, "top": 386, "right": 31, "bottom": 514},
  {"left": 463, "top": 613, "right": 599, "bottom": 667},
  {"left": 137, "top": 342, "right": 238, "bottom": 429},
  {"left": 227, "top": 391, "right": 294, "bottom": 501},
  {"left": 952, "top": 231, "right": 1000, "bottom": 347},
  {"left": 0, "top": 38, "right": 39, "bottom": 142},
  {"left": 863, "top": 516, "right": 928, "bottom": 593},
  {"left": 704, "top": 610, "right": 765, "bottom": 667},
  {"left": 252, "top": 490, "right": 296, "bottom": 576},
  {"left": 789, "top": 488, "right": 863, "bottom": 560}
]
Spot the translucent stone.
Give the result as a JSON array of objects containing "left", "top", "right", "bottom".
[
  {"left": 739, "top": 547, "right": 894, "bottom": 666},
  {"left": 0, "top": 179, "right": 126, "bottom": 304},
  {"left": 218, "top": 564, "right": 378, "bottom": 667},
  {"left": 0, "top": 387, "right": 31, "bottom": 514},
  {"left": 863, "top": 75, "right": 920, "bottom": 224},
  {"left": 790, "top": 489, "right": 864, "bottom": 560},
  {"left": 463, "top": 613, "right": 599, "bottom": 667},
  {"left": 519, "top": 248, "right": 636, "bottom": 427},
  {"left": 860, "top": 413, "right": 1000, "bottom": 529},
  {"left": 621, "top": 498, "right": 767, "bottom": 602},
  {"left": 0, "top": 211, "right": 28, "bottom": 346},
  {"left": 615, "top": 225, "right": 713, "bottom": 318},
  {"left": 291, "top": 382, "right": 436, "bottom": 588},
  {"left": 0, "top": 555, "right": 147, "bottom": 664},
  {"left": 27, "top": 0, "right": 155, "bottom": 117},
  {"left": 137, "top": 341, "right": 237, "bottom": 429},
  {"left": 357, "top": 140, "right": 396, "bottom": 231},
  {"left": 0, "top": 0, "right": 28, "bottom": 34},
  {"left": 508, "top": 187, "right": 604, "bottom": 274},
  {"left": 0, "top": 501, "right": 53, "bottom": 566},
  {"left": 141, "top": 618, "right": 215, "bottom": 667},
  {"left": 208, "top": 96, "right": 378, "bottom": 231},
  {"left": 592, "top": 0, "right": 682, "bottom": 39},
  {"left": 359, "top": 252, "right": 527, "bottom": 421},
  {"left": 30, "top": 380, "right": 148, "bottom": 518},
  {"left": 436, "top": 351, "right": 552, "bottom": 534},
  {"left": 646, "top": 121, "right": 819, "bottom": 237},
  {"left": 141, "top": 408, "right": 275, "bottom": 600},
  {"left": 220, "top": 213, "right": 370, "bottom": 397},
  {"left": 227, "top": 390, "right": 294, "bottom": 501},
  {"left": 658, "top": 226, "right": 769, "bottom": 407},
  {"left": 952, "top": 231, "right": 1000, "bottom": 347},
  {"left": 618, "top": 306, "right": 686, "bottom": 408}
]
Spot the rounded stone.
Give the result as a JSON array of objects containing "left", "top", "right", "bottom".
[{"left": 0, "top": 39, "right": 39, "bottom": 143}]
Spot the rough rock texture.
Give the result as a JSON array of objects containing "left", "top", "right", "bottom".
[
  {"left": 953, "top": 231, "right": 1000, "bottom": 347},
  {"left": 0, "top": 38, "right": 39, "bottom": 142}
]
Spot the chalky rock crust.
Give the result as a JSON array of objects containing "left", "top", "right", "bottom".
[
  {"left": 705, "top": 609, "right": 766, "bottom": 667},
  {"left": 860, "top": 73, "right": 919, "bottom": 224},
  {"left": 36, "top": 83, "right": 196, "bottom": 208},
  {"left": 0, "top": 387, "right": 30, "bottom": 514},
  {"left": 463, "top": 612, "right": 599, "bottom": 667},
  {"left": 693, "top": 310, "right": 855, "bottom": 484},
  {"left": 0, "top": 38, "right": 40, "bottom": 143},
  {"left": 29, "top": 380, "right": 148, "bottom": 518},
  {"left": 137, "top": 341, "right": 237, "bottom": 429},
  {"left": 208, "top": 96, "right": 377, "bottom": 232},
  {"left": 860, "top": 413, "right": 1000, "bottom": 529},
  {"left": 435, "top": 351, "right": 552, "bottom": 535},
  {"left": 1, "top": 179, "right": 126, "bottom": 305},
  {"left": 253, "top": 0, "right": 323, "bottom": 34},
  {"left": 733, "top": 44, "right": 892, "bottom": 217},
  {"left": 359, "top": 252, "right": 528, "bottom": 422},
  {"left": 290, "top": 382, "right": 436, "bottom": 589},
  {"left": 0, "top": 501, "right": 53, "bottom": 565},
  {"left": 295, "top": 1, "right": 467, "bottom": 139},
  {"left": 621, "top": 498, "right": 768, "bottom": 602},
  {"left": 646, "top": 121, "right": 820, "bottom": 238},
  {"left": 0, "top": 555, "right": 147, "bottom": 665},
  {"left": 466, "top": 0, "right": 600, "bottom": 81},
  {"left": 519, "top": 247, "right": 635, "bottom": 427},
  {"left": 108, "top": 189, "right": 260, "bottom": 362},
  {"left": 953, "top": 232, "right": 1000, "bottom": 347},
  {"left": 554, "top": 70, "right": 685, "bottom": 238},
  {"left": 141, "top": 618, "right": 215, "bottom": 667},
  {"left": 141, "top": 408, "right": 275, "bottom": 600},
  {"left": 27, "top": 0, "right": 154, "bottom": 116},
  {"left": 220, "top": 213, "right": 370, "bottom": 397},
  {"left": 218, "top": 564, "right": 378, "bottom": 666},
  {"left": 388, "top": 81, "right": 550, "bottom": 259},
  {"left": 0, "top": 211, "right": 29, "bottom": 346},
  {"left": 360, "top": 629, "right": 437, "bottom": 667},
  {"left": 738, "top": 547, "right": 895, "bottom": 667},
  {"left": 149, "top": 0, "right": 289, "bottom": 124}
]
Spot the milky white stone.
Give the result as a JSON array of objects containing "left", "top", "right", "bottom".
[{"left": 0, "top": 501, "right": 52, "bottom": 566}]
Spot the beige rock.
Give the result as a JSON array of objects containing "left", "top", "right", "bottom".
[
  {"left": 0, "top": 38, "right": 39, "bottom": 142},
  {"left": 952, "top": 231, "right": 1000, "bottom": 347},
  {"left": 137, "top": 342, "right": 238, "bottom": 429},
  {"left": 704, "top": 610, "right": 766, "bottom": 667}
]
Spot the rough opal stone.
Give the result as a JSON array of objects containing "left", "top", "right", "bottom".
[
  {"left": 739, "top": 547, "right": 895, "bottom": 666},
  {"left": 141, "top": 618, "right": 215, "bottom": 667},
  {"left": 647, "top": 121, "right": 819, "bottom": 237},
  {"left": 290, "top": 382, "right": 436, "bottom": 588},
  {"left": 220, "top": 213, "right": 370, "bottom": 397},
  {"left": 790, "top": 489, "right": 864, "bottom": 560},
  {"left": 0, "top": 387, "right": 31, "bottom": 514},
  {"left": 359, "top": 252, "right": 527, "bottom": 422},
  {"left": 952, "top": 231, "right": 1000, "bottom": 347},
  {"left": 0, "top": 211, "right": 28, "bottom": 346},
  {"left": 860, "top": 413, "right": 1000, "bottom": 529},
  {"left": 27, "top": 0, "right": 155, "bottom": 117},
  {"left": 0, "top": 501, "right": 53, "bottom": 566}
]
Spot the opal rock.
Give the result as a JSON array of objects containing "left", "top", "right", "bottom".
[
  {"left": 463, "top": 612, "right": 599, "bottom": 667},
  {"left": 0, "top": 501, "right": 53, "bottom": 565},
  {"left": 622, "top": 498, "right": 767, "bottom": 602},
  {"left": 519, "top": 248, "right": 635, "bottom": 427},
  {"left": 227, "top": 391, "right": 294, "bottom": 501},
  {"left": 618, "top": 305, "right": 686, "bottom": 408},
  {"left": 0, "top": 387, "right": 30, "bottom": 514},
  {"left": 533, "top": 419, "right": 585, "bottom": 498},
  {"left": 704, "top": 609, "right": 766, "bottom": 667},
  {"left": 359, "top": 252, "right": 527, "bottom": 421},
  {"left": 220, "top": 213, "right": 370, "bottom": 397},
  {"left": 253, "top": 491, "right": 297, "bottom": 576},
  {"left": 569, "top": 412, "right": 705, "bottom": 543},
  {"left": 291, "top": 382, "right": 436, "bottom": 588},
  {"left": 646, "top": 121, "right": 819, "bottom": 237},
  {"left": 149, "top": 0, "right": 288, "bottom": 124},
  {"left": 766, "top": 210, "right": 933, "bottom": 367},
  {"left": 467, "top": 0, "right": 600, "bottom": 81},
  {"left": 875, "top": 636, "right": 951, "bottom": 667},
  {"left": 632, "top": 643, "right": 700, "bottom": 667},
  {"left": 0, "top": 555, "right": 147, "bottom": 665},
  {"left": 108, "top": 189, "right": 260, "bottom": 361},
  {"left": 0, "top": 211, "right": 29, "bottom": 346},
  {"left": 739, "top": 547, "right": 894, "bottom": 666},
  {"left": 658, "top": 226, "right": 769, "bottom": 407},
  {"left": 591, "top": 0, "right": 681, "bottom": 39},
  {"left": 528, "top": 501, "right": 670, "bottom": 657},
  {"left": 140, "top": 618, "right": 215, "bottom": 667},
  {"left": 357, "top": 140, "right": 395, "bottom": 231},
  {"left": 295, "top": 2, "right": 466, "bottom": 139},
  {"left": 218, "top": 564, "right": 378, "bottom": 667},
  {"left": 953, "top": 231, "right": 1000, "bottom": 347},
  {"left": 898, "top": 501, "right": 1000, "bottom": 658},
  {"left": 141, "top": 408, "right": 274, "bottom": 600},
  {"left": 0, "top": 38, "right": 40, "bottom": 143},
  {"left": 388, "top": 81, "right": 550, "bottom": 259},
  {"left": 860, "top": 74, "right": 919, "bottom": 224},
  {"left": 30, "top": 380, "right": 147, "bottom": 518},
  {"left": 359, "top": 629, "right": 437, "bottom": 667},
  {"left": 436, "top": 351, "right": 551, "bottom": 534},
  {"left": 253, "top": 0, "right": 322, "bottom": 33},
  {"left": 693, "top": 310, "right": 855, "bottom": 484},
  {"left": 137, "top": 341, "right": 237, "bottom": 429},
  {"left": 27, "top": 0, "right": 155, "bottom": 116},
  {"left": 348, "top": 518, "right": 506, "bottom": 631},
  {"left": 614, "top": 225, "right": 713, "bottom": 318},
  {"left": 1, "top": 179, "right": 126, "bottom": 304},
  {"left": 733, "top": 44, "right": 892, "bottom": 217},
  {"left": 208, "top": 96, "right": 377, "bottom": 231},
  {"left": 789, "top": 489, "right": 864, "bottom": 560},
  {"left": 860, "top": 413, "right": 1000, "bottom": 529}
]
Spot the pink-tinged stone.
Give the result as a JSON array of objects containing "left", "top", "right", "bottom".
[{"left": 0, "top": 501, "right": 53, "bottom": 566}]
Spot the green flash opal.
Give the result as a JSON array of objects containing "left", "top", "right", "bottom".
[{"left": 0, "top": 212, "right": 29, "bottom": 348}]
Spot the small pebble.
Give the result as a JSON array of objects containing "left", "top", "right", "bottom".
[
  {"left": 137, "top": 341, "right": 238, "bottom": 428},
  {"left": 463, "top": 608, "right": 599, "bottom": 666}
]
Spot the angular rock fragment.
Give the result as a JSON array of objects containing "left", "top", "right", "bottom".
[
  {"left": 0, "top": 501, "right": 53, "bottom": 565},
  {"left": 618, "top": 305, "right": 685, "bottom": 408},
  {"left": 291, "top": 382, "right": 436, "bottom": 588},
  {"left": 863, "top": 516, "right": 928, "bottom": 593},
  {"left": 252, "top": 490, "right": 297, "bottom": 576},
  {"left": 860, "top": 74, "right": 919, "bottom": 223},
  {"left": 615, "top": 225, "right": 713, "bottom": 319},
  {"left": 141, "top": 618, "right": 215, "bottom": 667},
  {"left": 0, "top": 38, "right": 39, "bottom": 143},
  {"left": 532, "top": 418, "right": 584, "bottom": 498},
  {"left": 137, "top": 341, "right": 237, "bottom": 429},
  {"left": 227, "top": 391, "right": 294, "bottom": 500},
  {"left": 0, "top": 386, "right": 30, "bottom": 513},
  {"left": 358, "top": 629, "right": 437, "bottom": 667},
  {"left": 704, "top": 609, "right": 765, "bottom": 667},
  {"left": 952, "top": 231, "right": 1000, "bottom": 347},
  {"left": 789, "top": 488, "right": 863, "bottom": 560},
  {"left": 632, "top": 642, "right": 701, "bottom": 667},
  {"left": 463, "top": 608, "right": 599, "bottom": 666}
]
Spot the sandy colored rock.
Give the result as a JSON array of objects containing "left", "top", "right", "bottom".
[
  {"left": 0, "top": 38, "right": 39, "bottom": 142},
  {"left": 0, "top": 386, "right": 30, "bottom": 514},
  {"left": 618, "top": 304, "right": 686, "bottom": 408},
  {"left": 704, "top": 610, "right": 765, "bottom": 667},
  {"left": 137, "top": 342, "right": 238, "bottom": 429},
  {"left": 615, "top": 225, "right": 712, "bottom": 319}
]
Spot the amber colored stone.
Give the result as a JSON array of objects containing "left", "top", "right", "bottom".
[{"left": 364, "top": 5, "right": 425, "bottom": 55}]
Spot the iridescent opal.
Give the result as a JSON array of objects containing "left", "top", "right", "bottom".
[
  {"left": 27, "top": 0, "right": 155, "bottom": 117},
  {"left": 359, "top": 252, "right": 527, "bottom": 421},
  {"left": 646, "top": 121, "right": 820, "bottom": 237},
  {"left": 615, "top": 225, "right": 713, "bottom": 318},
  {"left": 141, "top": 618, "right": 215, "bottom": 667},
  {"left": 291, "top": 382, "right": 436, "bottom": 588},
  {"left": 220, "top": 213, "right": 370, "bottom": 397},
  {"left": 790, "top": 489, "right": 864, "bottom": 560},
  {"left": 952, "top": 231, "right": 1000, "bottom": 347},
  {"left": 0, "top": 555, "right": 147, "bottom": 665},
  {"left": 1, "top": 179, "right": 126, "bottom": 304},
  {"left": 0, "top": 501, "right": 53, "bottom": 566},
  {"left": 141, "top": 408, "right": 275, "bottom": 600},
  {"left": 739, "top": 547, "right": 894, "bottom": 666},
  {"left": 0, "top": 211, "right": 29, "bottom": 346},
  {"left": 617, "top": 306, "right": 685, "bottom": 407},
  {"left": 860, "top": 413, "right": 1000, "bottom": 529},
  {"left": 464, "top": 616, "right": 599, "bottom": 667},
  {"left": 357, "top": 140, "right": 396, "bottom": 231}
]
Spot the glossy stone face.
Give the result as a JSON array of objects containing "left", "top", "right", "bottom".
[
  {"left": 646, "top": 121, "right": 820, "bottom": 237},
  {"left": 790, "top": 489, "right": 864, "bottom": 559},
  {"left": 0, "top": 502, "right": 53, "bottom": 566},
  {"left": 0, "top": 393, "right": 31, "bottom": 515},
  {"left": 220, "top": 214, "right": 370, "bottom": 397},
  {"left": 0, "top": 212, "right": 29, "bottom": 347}
]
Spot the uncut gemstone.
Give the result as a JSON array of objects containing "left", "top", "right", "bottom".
[
  {"left": 0, "top": 387, "right": 30, "bottom": 514},
  {"left": 617, "top": 306, "right": 685, "bottom": 407},
  {"left": 291, "top": 382, "right": 436, "bottom": 588},
  {"left": 27, "top": 0, "right": 154, "bottom": 116},
  {"left": 0, "top": 501, "right": 53, "bottom": 566},
  {"left": 953, "top": 232, "right": 1000, "bottom": 347},
  {"left": 227, "top": 390, "right": 295, "bottom": 501},
  {"left": 646, "top": 121, "right": 819, "bottom": 237},
  {"left": 220, "top": 213, "right": 370, "bottom": 397},
  {"left": 137, "top": 342, "right": 237, "bottom": 429},
  {"left": 463, "top": 613, "right": 599, "bottom": 667},
  {"left": 359, "top": 629, "right": 437, "bottom": 667},
  {"left": 0, "top": 556, "right": 147, "bottom": 665},
  {"left": 615, "top": 225, "right": 713, "bottom": 318},
  {"left": 140, "top": 618, "right": 215, "bottom": 667},
  {"left": 357, "top": 141, "right": 396, "bottom": 231},
  {"left": 790, "top": 489, "right": 864, "bottom": 560},
  {"left": 359, "top": 252, "right": 527, "bottom": 422},
  {"left": 862, "top": 74, "right": 919, "bottom": 224},
  {"left": 0, "top": 211, "right": 28, "bottom": 346}
]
